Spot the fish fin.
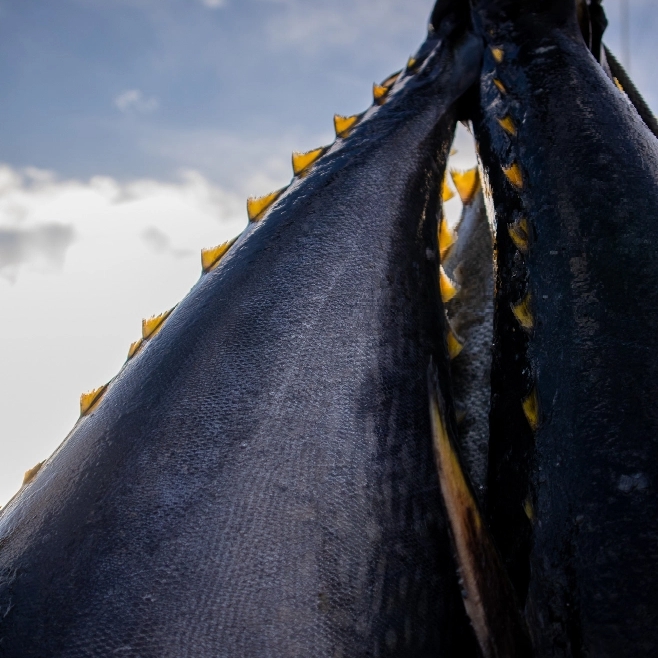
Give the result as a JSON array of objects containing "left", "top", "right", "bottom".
[
  {"left": 201, "top": 238, "right": 236, "bottom": 273},
  {"left": 247, "top": 188, "right": 285, "bottom": 222},
  {"left": 22, "top": 462, "right": 43, "bottom": 486},
  {"left": 503, "top": 163, "right": 523, "bottom": 189},
  {"left": 511, "top": 293, "right": 533, "bottom": 331},
  {"left": 508, "top": 217, "right": 529, "bottom": 253},
  {"left": 522, "top": 388, "right": 540, "bottom": 432},
  {"left": 450, "top": 168, "right": 481, "bottom": 205},
  {"left": 80, "top": 384, "right": 108, "bottom": 416},
  {"left": 142, "top": 308, "right": 174, "bottom": 340},
  {"left": 440, "top": 266, "right": 458, "bottom": 303},
  {"left": 447, "top": 323, "right": 464, "bottom": 360},
  {"left": 127, "top": 339, "right": 143, "bottom": 360},
  {"left": 334, "top": 114, "right": 360, "bottom": 138},
  {"left": 493, "top": 78, "right": 507, "bottom": 94},
  {"left": 381, "top": 70, "right": 402, "bottom": 88},
  {"left": 497, "top": 115, "right": 517, "bottom": 136},
  {"left": 292, "top": 146, "right": 327, "bottom": 176},
  {"left": 443, "top": 177, "right": 455, "bottom": 203},
  {"left": 373, "top": 83, "right": 389, "bottom": 104},
  {"left": 439, "top": 219, "right": 456, "bottom": 260},
  {"left": 491, "top": 47, "right": 504, "bottom": 63},
  {"left": 427, "top": 362, "right": 533, "bottom": 658}
]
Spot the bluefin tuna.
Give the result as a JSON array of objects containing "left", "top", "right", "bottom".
[{"left": 0, "top": 3, "right": 483, "bottom": 656}]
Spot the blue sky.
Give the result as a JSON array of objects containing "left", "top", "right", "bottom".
[{"left": 0, "top": 0, "right": 655, "bottom": 505}]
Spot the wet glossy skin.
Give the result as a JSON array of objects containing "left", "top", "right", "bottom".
[
  {"left": 0, "top": 15, "right": 482, "bottom": 658},
  {"left": 472, "top": 0, "right": 658, "bottom": 654}
]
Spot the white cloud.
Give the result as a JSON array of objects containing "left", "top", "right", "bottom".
[
  {"left": 114, "top": 89, "right": 160, "bottom": 114},
  {"left": 0, "top": 165, "right": 246, "bottom": 507}
]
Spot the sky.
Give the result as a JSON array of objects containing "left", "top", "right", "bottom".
[{"left": 0, "top": 0, "right": 655, "bottom": 506}]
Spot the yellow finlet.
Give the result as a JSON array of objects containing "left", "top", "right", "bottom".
[
  {"left": 512, "top": 292, "right": 533, "bottom": 331},
  {"left": 503, "top": 163, "right": 523, "bottom": 189},
  {"left": 614, "top": 77, "right": 624, "bottom": 93},
  {"left": 334, "top": 113, "right": 360, "bottom": 138},
  {"left": 523, "top": 388, "right": 540, "bottom": 432},
  {"left": 373, "top": 83, "right": 389, "bottom": 104},
  {"left": 142, "top": 308, "right": 173, "bottom": 340},
  {"left": 442, "top": 177, "right": 455, "bottom": 203},
  {"left": 447, "top": 325, "right": 464, "bottom": 360},
  {"left": 439, "top": 219, "right": 456, "bottom": 260},
  {"left": 23, "top": 462, "right": 43, "bottom": 486},
  {"left": 493, "top": 78, "right": 507, "bottom": 94},
  {"left": 381, "top": 70, "right": 401, "bottom": 89},
  {"left": 201, "top": 239, "right": 235, "bottom": 273},
  {"left": 292, "top": 146, "right": 326, "bottom": 177},
  {"left": 440, "top": 266, "right": 458, "bottom": 303},
  {"left": 523, "top": 497, "right": 535, "bottom": 522},
  {"left": 247, "top": 188, "right": 285, "bottom": 222},
  {"left": 80, "top": 384, "right": 108, "bottom": 417},
  {"left": 450, "top": 168, "right": 480, "bottom": 205},
  {"left": 508, "top": 217, "right": 529, "bottom": 253},
  {"left": 491, "top": 47, "right": 504, "bottom": 63},
  {"left": 406, "top": 56, "right": 417, "bottom": 70},
  {"left": 127, "top": 339, "right": 143, "bottom": 360},
  {"left": 497, "top": 115, "right": 517, "bottom": 136}
]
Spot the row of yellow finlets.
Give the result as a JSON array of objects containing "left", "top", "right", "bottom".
[
  {"left": 76, "top": 61, "right": 419, "bottom": 418},
  {"left": 490, "top": 45, "right": 539, "bottom": 438},
  {"left": 245, "top": 69, "right": 408, "bottom": 223},
  {"left": 440, "top": 167, "right": 481, "bottom": 360},
  {"left": 79, "top": 307, "right": 175, "bottom": 416}
]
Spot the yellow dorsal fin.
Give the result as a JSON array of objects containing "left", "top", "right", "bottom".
[
  {"left": 381, "top": 70, "right": 401, "bottom": 88},
  {"left": 450, "top": 168, "right": 480, "bottom": 205},
  {"left": 334, "top": 114, "right": 360, "bottom": 138},
  {"left": 439, "top": 219, "right": 456, "bottom": 260},
  {"left": 22, "top": 461, "right": 43, "bottom": 486},
  {"left": 503, "top": 163, "right": 523, "bottom": 189},
  {"left": 491, "top": 47, "right": 504, "bottom": 63},
  {"left": 428, "top": 364, "right": 532, "bottom": 658},
  {"left": 80, "top": 384, "right": 108, "bottom": 416},
  {"left": 292, "top": 146, "right": 326, "bottom": 177},
  {"left": 127, "top": 339, "right": 143, "bottom": 360},
  {"left": 511, "top": 292, "right": 533, "bottom": 330},
  {"left": 442, "top": 177, "right": 455, "bottom": 203},
  {"left": 493, "top": 78, "right": 507, "bottom": 94},
  {"left": 508, "top": 217, "right": 529, "bottom": 253},
  {"left": 523, "top": 387, "right": 540, "bottom": 431},
  {"left": 201, "top": 238, "right": 235, "bottom": 273},
  {"left": 247, "top": 188, "right": 285, "bottom": 222},
  {"left": 142, "top": 308, "right": 173, "bottom": 340},
  {"left": 497, "top": 115, "right": 517, "bottom": 136},
  {"left": 440, "top": 266, "right": 458, "bottom": 303},
  {"left": 446, "top": 324, "right": 464, "bottom": 360},
  {"left": 373, "top": 83, "right": 389, "bottom": 104}
]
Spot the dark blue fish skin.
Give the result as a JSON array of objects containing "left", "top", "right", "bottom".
[
  {"left": 444, "top": 187, "right": 494, "bottom": 501},
  {"left": 0, "top": 18, "right": 482, "bottom": 658},
  {"left": 472, "top": 1, "right": 658, "bottom": 654}
]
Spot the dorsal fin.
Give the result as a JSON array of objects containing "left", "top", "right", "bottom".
[
  {"left": 247, "top": 188, "right": 285, "bottom": 222},
  {"left": 439, "top": 266, "right": 458, "bottom": 303},
  {"left": 292, "top": 146, "right": 327, "bottom": 177},
  {"left": 127, "top": 339, "right": 143, "bottom": 360},
  {"left": 450, "top": 168, "right": 481, "bottom": 205},
  {"left": 381, "top": 70, "right": 402, "bottom": 89},
  {"left": 427, "top": 362, "right": 533, "bottom": 658},
  {"left": 22, "top": 462, "right": 43, "bottom": 486}
]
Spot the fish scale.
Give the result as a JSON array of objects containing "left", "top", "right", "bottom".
[{"left": 0, "top": 10, "right": 482, "bottom": 657}]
